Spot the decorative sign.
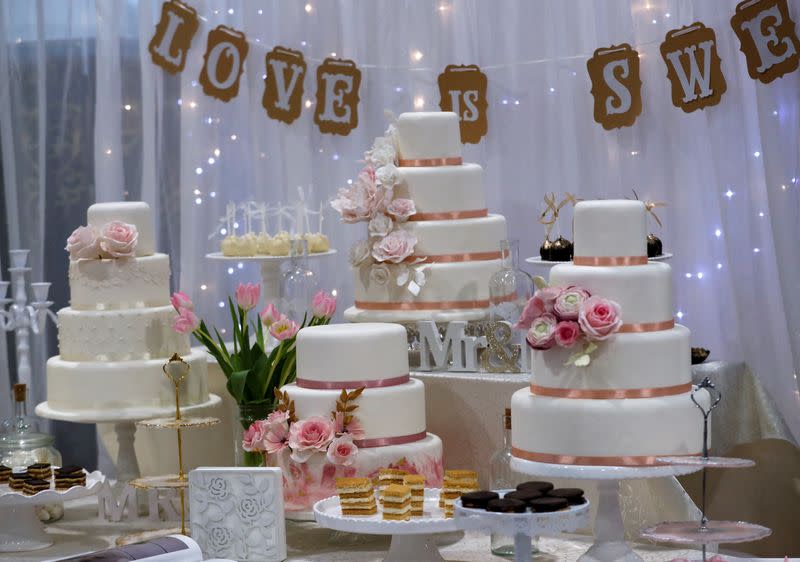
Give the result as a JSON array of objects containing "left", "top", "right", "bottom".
[
  {"left": 479, "top": 321, "right": 523, "bottom": 373},
  {"left": 586, "top": 44, "right": 643, "bottom": 130},
  {"left": 147, "top": 0, "right": 199, "bottom": 74},
  {"left": 730, "top": 0, "right": 800, "bottom": 83},
  {"left": 314, "top": 57, "right": 362, "bottom": 136},
  {"left": 438, "top": 64, "right": 488, "bottom": 144},
  {"left": 418, "top": 321, "right": 487, "bottom": 372},
  {"left": 660, "top": 23, "right": 727, "bottom": 113},
  {"left": 199, "top": 25, "right": 249, "bottom": 102},
  {"left": 98, "top": 483, "right": 179, "bottom": 523},
  {"left": 262, "top": 46, "right": 307, "bottom": 124}
]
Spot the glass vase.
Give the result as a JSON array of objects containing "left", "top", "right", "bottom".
[
  {"left": 234, "top": 403, "right": 276, "bottom": 467},
  {"left": 281, "top": 238, "right": 319, "bottom": 323},
  {"left": 489, "top": 239, "right": 534, "bottom": 325}
]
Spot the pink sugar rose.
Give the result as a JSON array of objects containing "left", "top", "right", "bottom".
[
  {"left": 554, "top": 320, "right": 581, "bottom": 348},
  {"left": 98, "top": 221, "right": 138, "bottom": 258},
  {"left": 235, "top": 282, "right": 260, "bottom": 311},
  {"left": 326, "top": 436, "right": 359, "bottom": 466},
  {"left": 170, "top": 291, "right": 193, "bottom": 312},
  {"left": 333, "top": 411, "right": 365, "bottom": 439},
  {"left": 515, "top": 286, "right": 562, "bottom": 329},
  {"left": 242, "top": 419, "right": 269, "bottom": 452},
  {"left": 288, "top": 416, "right": 335, "bottom": 463},
  {"left": 330, "top": 167, "right": 391, "bottom": 223},
  {"left": 526, "top": 313, "right": 557, "bottom": 350},
  {"left": 553, "top": 286, "right": 591, "bottom": 320},
  {"left": 172, "top": 307, "right": 199, "bottom": 335},
  {"left": 270, "top": 315, "right": 300, "bottom": 341},
  {"left": 311, "top": 290, "right": 337, "bottom": 319},
  {"left": 263, "top": 418, "right": 290, "bottom": 455},
  {"left": 578, "top": 296, "right": 622, "bottom": 341},
  {"left": 371, "top": 230, "right": 417, "bottom": 264},
  {"left": 386, "top": 198, "right": 417, "bottom": 222},
  {"left": 65, "top": 225, "right": 101, "bottom": 261},
  {"left": 259, "top": 303, "right": 280, "bottom": 327},
  {"left": 266, "top": 409, "right": 290, "bottom": 425}
]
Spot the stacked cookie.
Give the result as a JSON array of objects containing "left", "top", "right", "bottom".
[
  {"left": 440, "top": 470, "right": 479, "bottom": 518},
  {"left": 1, "top": 463, "right": 87, "bottom": 495},
  {"left": 335, "top": 478, "right": 377, "bottom": 516},
  {"left": 335, "top": 473, "right": 429, "bottom": 519},
  {"left": 55, "top": 466, "right": 87, "bottom": 489},
  {"left": 381, "top": 484, "right": 412, "bottom": 521},
  {"left": 460, "top": 481, "right": 585, "bottom": 514}
]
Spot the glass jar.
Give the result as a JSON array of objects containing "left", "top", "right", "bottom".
[
  {"left": 489, "top": 239, "right": 535, "bottom": 326},
  {"left": 281, "top": 238, "right": 319, "bottom": 323},
  {"left": 234, "top": 403, "right": 276, "bottom": 467}
]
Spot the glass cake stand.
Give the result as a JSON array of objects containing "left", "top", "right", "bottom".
[{"left": 525, "top": 253, "right": 672, "bottom": 269}]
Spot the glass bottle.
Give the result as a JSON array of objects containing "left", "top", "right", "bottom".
[
  {"left": 281, "top": 238, "right": 319, "bottom": 323},
  {"left": 489, "top": 408, "right": 538, "bottom": 557},
  {"left": 489, "top": 239, "right": 534, "bottom": 327}
]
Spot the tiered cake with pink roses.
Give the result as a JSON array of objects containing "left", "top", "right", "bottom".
[
  {"left": 337, "top": 111, "right": 508, "bottom": 322},
  {"left": 266, "top": 323, "right": 443, "bottom": 514},
  {"left": 512, "top": 200, "right": 707, "bottom": 465},
  {"left": 44, "top": 202, "right": 209, "bottom": 415}
]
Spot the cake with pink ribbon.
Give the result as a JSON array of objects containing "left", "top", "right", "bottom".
[
  {"left": 338, "top": 111, "right": 508, "bottom": 323},
  {"left": 511, "top": 200, "right": 709, "bottom": 466},
  {"left": 274, "top": 323, "right": 443, "bottom": 514}
]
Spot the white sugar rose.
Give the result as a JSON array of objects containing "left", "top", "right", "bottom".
[
  {"left": 349, "top": 240, "right": 372, "bottom": 267},
  {"left": 372, "top": 230, "right": 417, "bottom": 264},
  {"left": 386, "top": 198, "right": 417, "bottom": 222},
  {"left": 65, "top": 225, "right": 100, "bottom": 260},
  {"left": 365, "top": 135, "right": 396, "bottom": 168},
  {"left": 98, "top": 221, "right": 138, "bottom": 258},
  {"left": 369, "top": 263, "right": 391, "bottom": 286},
  {"left": 375, "top": 163, "right": 400, "bottom": 189},
  {"left": 368, "top": 213, "right": 393, "bottom": 238}
]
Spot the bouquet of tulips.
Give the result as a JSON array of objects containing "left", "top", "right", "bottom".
[{"left": 170, "top": 283, "right": 336, "bottom": 406}]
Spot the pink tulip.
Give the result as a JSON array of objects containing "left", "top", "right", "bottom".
[
  {"left": 259, "top": 303, "right": 280, "bottom": 326},
  {"left": 311, "top": 290, "right": 337, "bottom": 319},
  {"left": 235, "top": 282, "right": 261, "bottom": 311},
  {"left": 269, "top": 315, "right": 300, "bottom": 341},
  {"left": 170, "top": 291, "right": 193, "bottom": 312},
  {"left": 172, "top": 308, "right": 199, "bottom": 335}
]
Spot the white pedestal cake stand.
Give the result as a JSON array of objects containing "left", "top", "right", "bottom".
[
  {"left": 35, "top": 395, "right": 221, "bottom": 483},
  {"left": 525, "top": 253, "right": 672, "bottom": 269},
  {"left": 510, "top": 458, "right": 701, "bottom": 562},
  {"left": 0, "top": 470, "right": 105, "bottom": 551},
  {"left": 314, "top": 488, "right": 458, "bottom": 562},
  {"left": 206, "top": 250, "right": 337, "bottom": 309}
]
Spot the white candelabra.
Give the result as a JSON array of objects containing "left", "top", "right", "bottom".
[{"left": 0, "top": 250, "right": 56, "bottom": 407}]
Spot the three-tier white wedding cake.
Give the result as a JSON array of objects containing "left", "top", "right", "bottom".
[
  {"left": 512, "top": 200, "right": 707, "bottom": 465},
  {"left": 45, "top": 202, "right": 209, "bottom": 416}
]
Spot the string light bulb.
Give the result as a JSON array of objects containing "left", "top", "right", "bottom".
[
  {"left": 411, "top": 50, "right": 423, "bottom": 62},
  {"left": 124, "top": 104, "right": 132, "bottom": 111},
  {"left": 305, "top": 3, "right": 313, "bottom": 13},
  {"left": 414, "top": 96, "right": 425, "bottom": 109},
  {"left": 305, "top": 99, "right": 313, "bottom": 108}
]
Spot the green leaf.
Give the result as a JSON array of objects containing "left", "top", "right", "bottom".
[
  {"left": 229, "top": 369, "right": 249, "bottom": 402},
  {"left": 533, "top": 275, "right": 549, "bottom": 290},
  {"left": 573, "top": 354, "right": 591, "bottom": 367}
]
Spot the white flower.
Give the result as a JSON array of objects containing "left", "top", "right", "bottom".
[
  {"left": 375, "top": 163, "right": 400, "bottom": 189},
  {"left": 368, "top": 214, "right": 393, "bottom": 238},
  {"left": 365, "top": 135, "right": 396, "bottom": 168},
  {"left": 349, "top": 240, "right": 371, "bottom": 267},
  {"left": 369, "top": 263, "right": 391, "bottom": 286}
]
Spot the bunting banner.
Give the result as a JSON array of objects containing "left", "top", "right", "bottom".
[
  {"left": 437, "top": 64, "right": 489, "bottom": 143},
  {"left": 586, "top": 44, "right": 643, "bottom": 129}
]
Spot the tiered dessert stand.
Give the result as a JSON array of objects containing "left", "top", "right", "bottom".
[
  {"left": 641, "top": 378, "right": 771, "bottom": 561},
  {"left": 0, "top": 470, "right": 105, "bottom": 552},
  {"left": 314, "top": 488, "right": 459, "bottom": 562},
  {"left": 117, "top": 354, "right": 220, "bottom": 546},
  {"left": 453, "top": 491, "right": 591, "bottom": 562}
]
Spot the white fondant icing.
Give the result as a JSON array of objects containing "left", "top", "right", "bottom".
[
  {"left": 394, "top": 163, "right": 485, "bottom": 213},
  {"left": 511, "top": 388, "right": 708, "bottom": 458},
  {"left": 46, "top": 348, "right": 209, "bottom": 413},
  {"left": 296, "top": 323, "right": 409, "bottom": 383},
  {"left": 284, "top": 378, "right": 426, "bottom": 440},
  {"left": 344, "top": 306, "right": 488, "bottom": 323},
  {"left": 88, "top": 201, "right": 156, "bottom": 257},
  {"left": 395, "top": 112, "right": 461, "bottom": 160},
  {"left": 400, "top": 214, "right": 507, "bottom": 256},
  {"left": 549, "top": 262, "right": 673, "bottom": 324},
  {"left": 573, "top": 200, "right": 647, "bottom": 258},
  {"left": 68, "top": 253, "right": 170, "bottom": 310},
  {"left": 531, "top": 325, "right": 691, "bottom": 390},
  {"left": 57, "top": 305, "right": 189, "bottom": 361}
]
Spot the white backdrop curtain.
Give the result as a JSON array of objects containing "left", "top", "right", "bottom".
[{"left": 1, "top": 0, "right": 798, "bottom": 467}]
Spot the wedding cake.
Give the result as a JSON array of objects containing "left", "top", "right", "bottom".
[
  {"left": 275, "top": 323, "right": 443, "bottom": 513},
  {"left": 339, "top": 111, "right": 508, "bottom": 323},
  {"left": 44, "top": 202, "right": 209, "bottom": 415},
  {"left": 511, "top": 200, "right": 707, "bottom": 465}
]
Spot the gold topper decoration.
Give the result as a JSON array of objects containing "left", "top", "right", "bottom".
[
  {"left": 660, "top": 23, "right": 727, "bottom": 113},
  {"left": 199, "top": 25, "right": 249, "bottom": 102},
  {"left": 730, "top": 0, "right": 800, "bottom": 83},
  {"left": 314, "top": 57, "right": 361, "bottom": 136},
  {"left": 438, "top": 64, "right": 488, "bottom": 144},
  {"left": 586, "top": 44, "right": 642, "bottom": 130},
  {"left": 479, "top": 321, "right": 522, "bottom": 373},
  {"left": 262, "top": 46, "right": 307, "bottom": 125},
  {"left": 147, "top": 0, "right": 199, "bottom": 75}
]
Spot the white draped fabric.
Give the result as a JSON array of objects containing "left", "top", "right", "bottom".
[{"left": 1, "top": 0, "right": 798, "bottom": 455}]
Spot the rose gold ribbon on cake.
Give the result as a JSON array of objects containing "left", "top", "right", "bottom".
[
  {"left": 529, "top": 382, "right": 692, "bottom": 399},
  {"left": 619, "top": 319, "right": 675, "bottom": 333},
  {"left": 355, "top": 292, "right": 515, "bottom": 311},
  {"left": 407, "top": 208, "right": 489, "bottom": 221},
  {"left": 397, "top": 157, "right": 463, "bottom": 167},
  {"left": 573, "top": 255, "right": 649, "bottom": 266},
  {"left": 402, "top": 250, "right": 505, "bottom": 264},
  {"left": 296, "top": 374, "right": 410, "bottom": 390},
  {"left": 511, "top": 447, "right": 699, "bottom": 466},
  {"left": 354, "top": 430, "right": 428, "bottom": 448}
]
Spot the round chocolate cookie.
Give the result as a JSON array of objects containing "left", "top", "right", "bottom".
[
  {"left": 504, "top": 489, "right": 542, "bottom": 503},
  {"left": 547, "top": 488, "right": 585, "bottom": 505},
  {"left": 486, "top": 498, "right": 527, "bottom": 513},
  {"left": 460, "top": 490, "right": 499, "bottom": 509},
  {"left": 516, "top": 481, "right": 554, "bottom": 494},
  {"left": 530, "top": 496, "right": 569, "bottom": 512}
]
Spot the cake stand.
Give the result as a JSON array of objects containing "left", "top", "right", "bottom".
[
  {"left": 509, "top": 458, "right": 701, "bottom": 562},
  {"left": 206, "top": 249, "right": 337, "bottom": 309},
  {"left": 0, "top": 470, "right": 105, "bottom": 551},
  {"left": 454, "top": 491, "right": 591, "bottom": 562},
  {"left": 525, "top": 253, "right": 672, "bottom": 269},
  {"left": 313, "top": 488, "right": 459, "bottom": 562}
]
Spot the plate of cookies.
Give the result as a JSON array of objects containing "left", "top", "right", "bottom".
[{"left": 0, "top": 462, "right": 104, "bottom": 504}]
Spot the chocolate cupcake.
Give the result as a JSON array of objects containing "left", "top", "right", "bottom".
[
  {"left": 486, "top": 498, "right": 527, "bottom": 513},
  {"left": 547, "top": 488, "right": 585, "bottom": 505},
  {"left": 516, "top": 481, "right": 554, "bottom": 494},
  {"left": 530, "top": 496, "right": 569, "bottom": 512},
  {"left": 460, "top": 491, "right": 499, "bottom": 509}
]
